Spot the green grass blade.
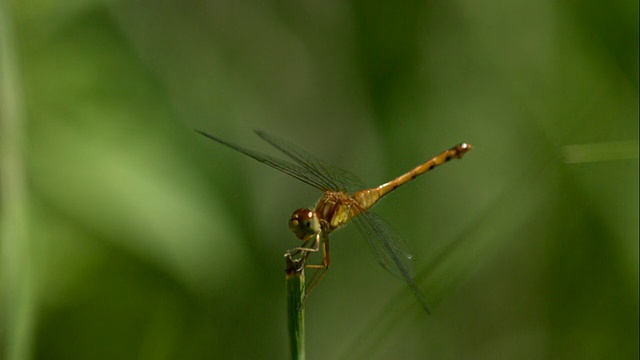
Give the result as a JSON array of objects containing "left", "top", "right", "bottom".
[
  {"left": 285, "top": 254, "right": 306, "bottom": 360},
  {"left": 0, "top": 3, "right": 33, "bottom": 360}
]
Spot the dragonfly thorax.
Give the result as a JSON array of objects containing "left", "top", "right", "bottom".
[{"left": 289, "top": 208, "right": 321, "bottom": 241}]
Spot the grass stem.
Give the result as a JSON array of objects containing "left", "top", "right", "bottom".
[{"left": 285, "top": 253, "right": 305, "bottom": 360}]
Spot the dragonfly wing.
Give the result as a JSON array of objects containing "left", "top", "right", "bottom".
[
  {"left": 353, "top": 211, "right": 415, "bottom": 279},
  {"left": 254, "top": 129, "right": 365, "bottom": 193},
  {"left": 353, "top": 211, "right": 430, "bottom": 312},
  {"left": 197, "top": 130, "right": 330, "bottom": 191}
]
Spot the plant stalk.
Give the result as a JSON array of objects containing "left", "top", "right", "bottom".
[
  {"left": 1, "top": 3, "right": 33, "bottom": 360},
  {"left": 285, "top": 253, "right": 305, "bottom": 360}
]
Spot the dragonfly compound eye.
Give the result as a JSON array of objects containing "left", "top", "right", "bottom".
[{"left": 289, "top": 208, "right": 320, "bottom": 240}]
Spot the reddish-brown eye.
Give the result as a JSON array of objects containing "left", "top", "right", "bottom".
[{"left": 289, "top": 208, "right": 320, "bottom": 240}]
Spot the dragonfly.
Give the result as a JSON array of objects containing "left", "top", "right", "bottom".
[{"left": 196, "top": 129, "right": 472, "bottom": 313}]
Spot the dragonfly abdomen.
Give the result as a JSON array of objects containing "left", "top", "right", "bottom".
[
  {"left": 375, "top": 143, "right": 472, "bottom": 198},
  {"left": 317, "top": 143, "right": 472, "bottom": 232}
]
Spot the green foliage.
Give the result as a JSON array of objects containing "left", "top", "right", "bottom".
[{"left": 1, "top": 0, "right": 637, "bottom": 359}]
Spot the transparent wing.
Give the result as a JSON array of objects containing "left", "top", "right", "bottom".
[
  {"left": 196, "top": 130, "right": 333, "bottom": 191},
  {"left": 254, "top": 129, "right": 365, "bottom": 193},
  {"left": 353, "top": 211, "right": 430, "bottom": 312},
  {"left": 353, "top": 211, "right": 415, "bottom": 279}
]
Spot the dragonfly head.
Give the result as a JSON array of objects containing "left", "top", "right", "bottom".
[{"left": 289, "top": 208, "right": 321, "bottom": 241}]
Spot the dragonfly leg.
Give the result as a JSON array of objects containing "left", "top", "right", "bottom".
[
  {"left": 289, "top": 233, "right": 321, "bottom": 260},
  {"left": 303, "top": 236, "right": 331, "bottom": 299}
]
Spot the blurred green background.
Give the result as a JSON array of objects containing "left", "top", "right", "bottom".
[{"left": 1, "top": 0, "right": 637, "bottom": 359}]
